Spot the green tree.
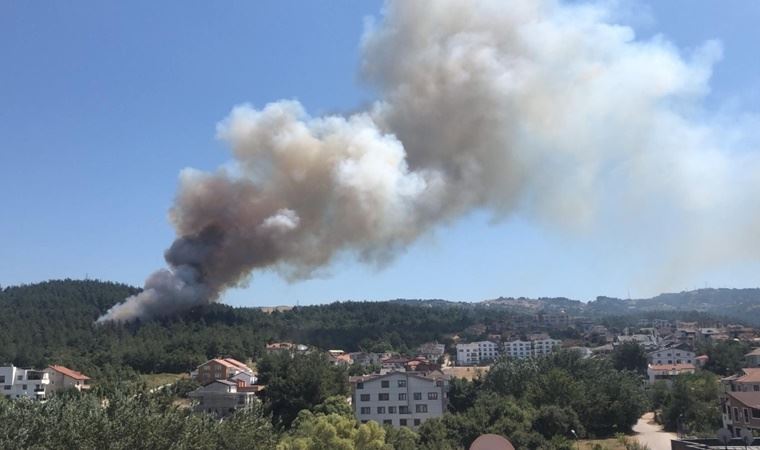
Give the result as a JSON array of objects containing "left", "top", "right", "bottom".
[
  {"left": 277, "top": 411, "right": 390, "bottom": 450},
  {"left": 611, "top": 342, "right": 648, "bottom": 375}
]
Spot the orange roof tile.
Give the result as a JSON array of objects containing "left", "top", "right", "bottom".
[
  {"left": 223, "top": 358, "right": 250, "bottom": 370},
  {"left": 48, "top": 365, "right": 90, "bottom": 381}
]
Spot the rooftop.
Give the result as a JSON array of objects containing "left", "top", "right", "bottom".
[{"left": 48, "top": 365, "right": 90, "bottom": 381}]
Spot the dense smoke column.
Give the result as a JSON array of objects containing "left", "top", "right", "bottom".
[{"left": 97, "top": 0, "right": 759, "bottom": 323}]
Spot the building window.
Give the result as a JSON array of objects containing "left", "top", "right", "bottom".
[
  {"left": 398, "top": 393, "right": 407, "bottom": 401},
  {"left": 22, "top": 385, "right": 27, "bottom": 390},
  {"left": 383, "top": 419, "right": 392, "bottom": 425},
  {"left": 388, "top": 406, "right": 396, "bottom": 414},
  {"left": 428, "top": 392, "right": 438, "bottom": 400},
  {"left": 0, "top": 376, "right": 4, "bottom": 383},
  {"left": 734, "top": 408, "right": 740, "bottom": 422},
  {"left": 399, "top": 406, "right": 409, "bottom": 414},
  {"left": 17, "top": 376, "right": 22, "bottom": 381},
  {"left": 400, "top": 419, "right": 408, "bottom": 426},
  {"left": 755, "top": 385, "right": 759, "bottom": 392},
  {"left": 398, "top": 379, "right": 407, "bottom": 387},
  {"left": 377, "top": 407, "right": 385, "bottom": 414},
  {"left": 381, "top": 380, "right": 390, "bottom": 388},
  {"left": 378, "top": 393, "right": 389, "bottom": 401},
  {"left": 360, "top": 407, "right": 371, "bottom": 414},
  {"left": 3, "top": 386, "right": 9, "bottom": 391},
  {"left": 752, "top": 408, "right": 760, "bottom": 419},
  {"left": 413, "top": 392, "right": 422, "bottom": 400},
  {"left": 744, "top": 408, "right": 750, "bottom": 423},
  {"left": 415, "top": 404, "right": 428, "bottom": 413},
  {"left": 360, "top": 394, "right": 370, "bottom": 402},
  {"left": 356, "top": 382, "right": 364, "bottom": 390},
  {"left": 414, "top": 419, "right": 421, "bottom": 426}
]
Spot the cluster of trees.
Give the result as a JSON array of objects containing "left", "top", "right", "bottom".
[
  {"left": 413, "top": 351, "right": 648, "bottom": 449},
  {"left": 0, "top": 386, "right": 277, "bottom": 450},
  {"left": 0, "top": 279, "right": 516, "bottom": 374},
  {"left": 649, "top": 371, "right": 722, "bottom": 436}
]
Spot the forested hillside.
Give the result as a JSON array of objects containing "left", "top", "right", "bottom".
[{"left": 0, "top": 279, "right": 514, "bottom": 375}]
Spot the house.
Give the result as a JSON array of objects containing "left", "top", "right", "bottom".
[
  {"left": 188, "top": 379, "right": 259, "bottom": 417},
  {"left": 194, "top": 358, "right": 254, "bottom": 385},
  {"left": 722, "top": 368, "right": 760, "bottom": 393},
  {"left": 456, "top": 341, "right": 499, "bottom": 366},
  {"left": 44, "top": 365, "right": 91, "bottom": 394},
  {"left": 503, "top": 337, "right": 561, "bottom": 359},
  {"left": 350, "top": 370, "right": 449, "bottom": 428},
  {"left": 646, "top": 363, "right": 696, "bottom": 384},
  {"left": 745, "top": 348, "right": 760, "bottom": 368},
  {"left": 720, "top": 368, "right": 760, "bottom": 437},
  {"left": 695, "top": 355, "right": 709, "bottom": 368},
  {"left": 0, "top": 365, "right": 50, "bottom": 400},
  {"left": 720, "top": 390, "right": 760, "bottom": 438},
  {"left": 647, "top": 347, "right": 695, "bottom": 366}
]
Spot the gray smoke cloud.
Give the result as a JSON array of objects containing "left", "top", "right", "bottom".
[{"left": 97, "top": 0, "right": 760, "bottom": 323}]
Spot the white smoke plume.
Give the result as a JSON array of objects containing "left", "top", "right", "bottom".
[{"left": 97, "top": 0, "right": 760, "bottom": 323}]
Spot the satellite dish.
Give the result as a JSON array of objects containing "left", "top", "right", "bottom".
[
  {"left": 740, "top": 428, "right": 755, "bottom": 446},
  {"left": 717, "top": 428, "right": 732, "bottom": 445},
  {"left": 469, "top": 434, "right": 516, "bottom": 450}
]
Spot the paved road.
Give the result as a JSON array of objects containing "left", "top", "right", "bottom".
[{"left": 633, "top": 412, "right": 677, "bottom": 450}]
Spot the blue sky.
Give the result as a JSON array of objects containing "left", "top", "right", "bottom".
[{"left": 2, "top": 1, "right": 759, "bottom": 306}]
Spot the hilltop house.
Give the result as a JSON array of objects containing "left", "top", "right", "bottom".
[
  {"left": 194, "top": 358, "right": 254, "bottom": 386},
  {"left": 350, "top": 370, "right": 449, "bottom": 428},
  {"left": 44, "top": 365, "right": 91, "bottom": 394}
]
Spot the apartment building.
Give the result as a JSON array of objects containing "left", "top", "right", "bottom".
[
  {"left": 0, "top": 365, "right": 50, "bottom": 400},
  {"left": 456, "top": 341, "right": 499, "bottom": 365},
  {"left": 350, "top": 371, "right": 449, "bottom": 428},
  {"left": 503, "top": 338, "right": 561, "bottom": 359},
  {"left": 648, "top": 348, "right": 696, "bottom": 365}
]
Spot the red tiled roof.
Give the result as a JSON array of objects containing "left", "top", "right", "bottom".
[
  {"left": 223, "top": 358, "right": 250, "bottom": 370},
  {"left": 48, "top": 365, "right": 90, "bottom": 381},
  {"left": 735, "top": 368, "right": 760, "bottom": 383},
  {"left": 208, "top": 358, "right": 238, "bottom": 369}
]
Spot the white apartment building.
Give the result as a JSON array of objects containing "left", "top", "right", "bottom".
[
  {"left": 456, "top": 341, "right": 499, "bottom": 365},
  {"left": 503, "top": 338, "right": 561, "bottom": 359},
  {"left": 350, "top": 371, "right": 449, "bottom": 428},
  {"left": 0, "top": 365, "right": 50, "bottom": 401},
  {"left": 648, "top": 348, "right": 695, "bottom": 365}
]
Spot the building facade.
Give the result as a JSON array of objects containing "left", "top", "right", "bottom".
[
  {"left": 350, "top": 371, "right": 448, "bottom": 428},
  {"left": 0, "top": 365, "right": 50, "bottom": 400},
  {"left": 456, "top": 341, "right": 499, "bottom": 365},
  {"left": 503, "top": 338, "right": 561, "bottom": 359},
  {"left": 648, "top": 348, "right": 695, "bottom": 366}
]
